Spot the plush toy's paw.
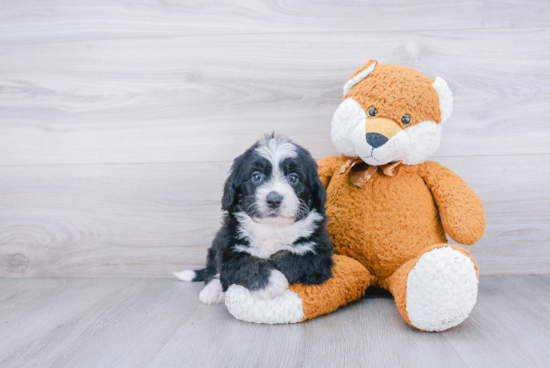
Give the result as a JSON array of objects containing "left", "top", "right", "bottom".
[
  {"left": 225, "top": 285, "right": 304, "bottom": 324},
  {"left": 225, "top": 255, "right": 375, "bottom": 324},
  {"left": 391, "top": 245, "right": 478, "bottom": 332},
  {"left": 251, "top": 270, "right": 289, "bottom": 300}
]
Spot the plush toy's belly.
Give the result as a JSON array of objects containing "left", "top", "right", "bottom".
[{"left": 325, "top": 167, "right": 447, "bottom": 284}]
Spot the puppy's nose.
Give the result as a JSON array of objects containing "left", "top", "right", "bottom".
[
  {"left": 365, "top": 133, "right": 388, "bottom": 148},
  {"left": 266, "top": 192, "right": 283, "bottom": 208}
]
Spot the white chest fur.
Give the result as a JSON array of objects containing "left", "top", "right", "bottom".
[{"left": 234, "top": 211, "right": 322, "bottom": 259}]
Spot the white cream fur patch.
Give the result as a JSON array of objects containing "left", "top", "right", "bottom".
[
  {"left": 234, "top": 210, "right": 323, "bottom": 259},
  {"left": 255, "top": 135, "right": 297, "bottom": 164}
]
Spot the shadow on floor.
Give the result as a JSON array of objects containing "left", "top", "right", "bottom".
[{"left": 363, "top": 286, "right": 393, "bottom": 299}]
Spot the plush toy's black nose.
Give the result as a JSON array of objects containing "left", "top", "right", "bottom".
[
  {"left": 366, "top": 133, "right": 389, "bottom": 148},
  {"left": 266, "top": 192, "right": 283, "bottom": 208}
]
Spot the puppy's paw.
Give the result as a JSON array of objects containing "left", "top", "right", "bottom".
[
  {"left": 252, "top": 270, "right": 289, "bottom": 300},
  {"left": 199, "top": 279, "right": 225, "bottom": 305}
]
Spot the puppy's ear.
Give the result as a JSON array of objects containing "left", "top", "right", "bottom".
[
  {"left": 221, "top": 154, "right": 245, "bottom": 211},
  {"left": 307, "top": 158, "right": 327, "bottom": 214},
  {"left": 221, "top": 176, "right": 237, "bottom": 211}
]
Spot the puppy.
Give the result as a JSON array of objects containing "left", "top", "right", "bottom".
[{"left": 174, "top": 134, "right": 334, "bottom": 305}]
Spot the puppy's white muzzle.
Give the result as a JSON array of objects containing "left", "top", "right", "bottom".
[{"left": 255, "top": 178, "right": 299, "bottom": 224}]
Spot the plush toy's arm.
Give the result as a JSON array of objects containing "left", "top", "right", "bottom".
[
  {"left": 317, "top": 156, "right": 341, "bottom": 188},
  {"left": 419, "top": 161, "right": 486, "bottom": 245}
]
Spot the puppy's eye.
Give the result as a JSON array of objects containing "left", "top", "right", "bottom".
[
  {"left": 401, "top": 114, "right": 411, "bottom": 126},
  {"left": 368, "top": 107, "right": 378, "bottom": 117},
  {"left": 252, "top": 172, "right": 264, "bottom": 183},
  {"left": 288, "top": 173, "right": 299, "bottom": 184}
]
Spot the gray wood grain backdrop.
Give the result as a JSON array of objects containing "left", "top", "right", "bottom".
[{"left": 1, "top": 0, "right": 549, "bottom": 277}]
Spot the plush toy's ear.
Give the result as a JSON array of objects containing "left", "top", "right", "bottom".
[
  {"left": 432, "top": 77, "right": 453, "bottom": 124},
  {"left": 294, "top": 145, "right": 327, "bottom": 214},
  {"left": 343, "top": 59, "right": 377, "bottom": 96}
]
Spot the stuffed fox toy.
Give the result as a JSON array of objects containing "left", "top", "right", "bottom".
[{"left": 225, "top": 60, "right": 486, "bottom": 332}]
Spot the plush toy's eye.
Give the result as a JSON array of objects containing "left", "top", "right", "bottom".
[
  {"left": 367, "top": 107, "right": 378, "bottom": 117},
  {"left": 252, "top": 172, "right": 264, "bottom": 183},
  {"left": 288, "top": 173, "right": 299, "bottom": 184},
  {"left": 401, "top": 114, "right": 411, "bottom": 125}
]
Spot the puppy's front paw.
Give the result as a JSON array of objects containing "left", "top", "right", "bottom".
[
  {"left": 199, "top": 279, "right": 225, "bottom": 305},
  {"left": 252, "top": 270, "right": 289, "bottom": 300}
]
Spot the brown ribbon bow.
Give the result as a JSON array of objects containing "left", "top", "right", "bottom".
[{"left": 339, "top": 157, "right": 402, "bottom": 188}]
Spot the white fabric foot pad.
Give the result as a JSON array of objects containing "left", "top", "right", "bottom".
[
  {"left": 225, "top": 285, "right": 304, "bottom": 324},
  {"left": 406, "top": 246, "right": 478, "bottom": 331}
]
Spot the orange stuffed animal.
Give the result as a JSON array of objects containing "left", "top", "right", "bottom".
[{"left": 225, "top": 61, "right": 486, "bottom": 332}]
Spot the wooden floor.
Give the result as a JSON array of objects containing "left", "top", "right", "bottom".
[{"left": 0, "top": 276, "right": 548, "bottom": 368}]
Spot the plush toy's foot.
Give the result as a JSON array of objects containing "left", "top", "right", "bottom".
[
  {"left": 225, "top": 255, "right": 375, "bottom": 324},
  {"left": 387, "top": 244, "right": 479, "bottom": 332}
]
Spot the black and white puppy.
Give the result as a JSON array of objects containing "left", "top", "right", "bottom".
[{"left": 174, "top": 134, "right": 334, "bottom": 305}]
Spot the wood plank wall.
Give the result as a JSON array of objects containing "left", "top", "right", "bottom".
[{"left": 1, "top": 1, "right": 549, "bottom": 277}]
